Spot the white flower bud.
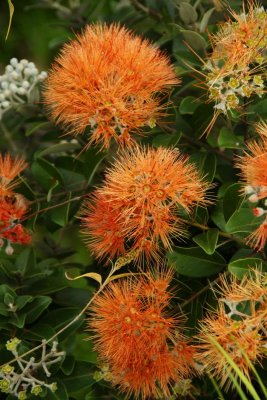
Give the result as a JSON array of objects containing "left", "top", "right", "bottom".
[
  {"left": 5, "top": 65, "right": 13, "bottom": 73},
  {"left": 24, "top": 67, "right": 32, "bottom": 77},
  {"left": 39, "top": 71, "right": 48, "bottom": 80},
  {"left": 22, "top": 80, "right": 30, "bottom": 89},
  {"left": 16, "top": 63, "right": 24, "bottom": 72},
  {"left": 2, "top": 100, "right": 10, "bottom": 108},
  {"left": 9, "top": 83, "right": 18, "bottom": 93},
  {"left": 28, "top": 62, "right": 35, "bottom": 68},
  {"left": 10, "top": 71, "right": 19, "bottom": 80},
  {"left": 21, "top": 59, "right": 29, "bottom": 66},
  {"left": 17, "top": 87, "right": 26, "bottom": 95},
  {"left": 31, "top": 68, "right": 38, "bottom": 76},
  {"left": 4, "top": 89, "right": 11, "bottom": 97},
  {"left": 248, "top": 194, "right": 259, "bottom": 203},
  {"left": 10, "top": 58, "right": 18, "bottom": 66},
  {"left": 0, "top": 94, "right": 5, "bottom": 101},
  {"left": 1, "top": 81, "right": 9, "bottom": 90},
  {"left": 5, "top": 242, "right": 14, "bottom": 255}
]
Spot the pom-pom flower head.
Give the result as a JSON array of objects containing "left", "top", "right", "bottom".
[
  {"left": 197, "top": 271, "right": 267, "bottom": 390},
  {"left": 44, "top": 23, "right": 179, "bottom": 149},
  {"left": 0, "top": 153, "right": 27, "bottom": 194},
  {"left": 237, "top": 125, "right": 267, "bottom": 250},
  {"left": 81, "top": 146, "right": 211, "bottom": 263},
  {"left": 81, "top": 193, "right": 126, "bottom": 261},
  {"left": 88, "top": 269, "right": 195, "bottom": 399},
  {"left": 197, "top": 307, "right": 263, "bottom": 391},
  {"left": 0, "top": 153, "right": 31, "bottom": 254}
]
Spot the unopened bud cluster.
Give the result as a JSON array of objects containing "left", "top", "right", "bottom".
[
  {"left": 0, "top": 338, "right": 65, "bottom": 399},
  {"left": 0, "top": 58, "right": 47, "bottom": 118}
]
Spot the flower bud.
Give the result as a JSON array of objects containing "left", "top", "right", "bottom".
[
  {"left": 253, "top": 207, "right": 265, "bottom": 217},
  {"left": 248, "top": 194, "right": 259, "bottom": 203},
  {"left": 10, "top": 58, "right": 18, "bottom": 66},
  {"left": 5, "top": 242, "right": 14, "bottom": 255}
]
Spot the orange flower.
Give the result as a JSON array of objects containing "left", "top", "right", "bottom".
[
  {"left": 138, "top": 266, "right": 174, "bottom": 307},
  {"left": 238, "top": 138, "right": 267, "bottom": 193},
  {"left": 0, "top": 154, "right": 31, "bottom": 254},
  {"left": 88, "top": 270, "right": 191, "bottom": 399},
  {"left": 197, "top": 306, "right": 263, "bottom": 390},
  {"left": 0, "top": 153, "right": 27, "bottom": 194},
  {"left": 237, "top": 132, "right": 267, "bottom": 250},
  {"left": 81, "top": 193, "right": 126, "bottom": 262},
  {"left": 172, "top": 339, "right": 198, "bottom": 378},
  {"left": 217, "top": 270, "right": 267, "bottom": 313},
  {"left": 211, "top": 2, "right": 267, "bottom": 67},
  {"left": 43, "top": 23, "right": 179, "bottom": 149},
  {"left": 0, "top": 194, "right": 31, "bottom": 254},
  {"left": 81, "top": 146, "right": 210, "bottom": 263},
  {"left": 247, "top": 220, "right": 267, "bottom": 251}
]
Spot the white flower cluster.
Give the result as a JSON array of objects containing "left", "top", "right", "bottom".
[{"left": 0, "top": 58, "right": 47, "bottom": 118}]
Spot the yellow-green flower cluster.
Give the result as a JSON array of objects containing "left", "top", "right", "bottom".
[
  {"left": 205, "top": 5, "right": 266, "bottom": 114},
  {"left": 0, "top": 338, "right": 63, "bottom": 399}
]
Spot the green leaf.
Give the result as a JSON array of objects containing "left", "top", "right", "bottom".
[
  {"left": 0, "top": 303, "right": 8, "bottom": 316},
  {"left": 25, "top": 121, "right": 51, "bottom": 137},
  {"left": 199, "top": 7, "right": 215, "bottom": 33},
  {"left": 62, "top": 362, "right": 95, "bottom": 394},
  {"left": 218, "top": 127, "right": 244, "bottom": 149},
  {"left": 50, "top": 200, "right": 70, "bottom": 227},
  {"left": 152, "top": 131, "right": 181, "bottom": 147},
  {"left": 225, "top": 208, "right": 265, "bottom": 233},
  {"left": 5, "top": 0, "right": 14, "bottom": 40},
  {"left": 40, "top": 308, "right": 80, "bottom": 331},
  {"left": 27, "top": 269, "right": 68, "bottom": 295},
  {"left": 179, "top": 2, "right": 198, "bottom": 24},
  {"left": 22, "top": 323, "right": 55, "bottom": 341},
  {"left": 168, "top": 246, "right": 226, "bottom": 277},
  {"left": 4, "top": 292, "right": 14, "bottom": 306},
  {"left": 193, "top": 228, "right": 219, "bottom": 255},
  {"left": 228, "top": 257, "right": 267, "bottom": 279},
  {"left": 72, "top": 333, "right": 97, "bottom": 364},
  {"left": 179, "top": 96, "right": 201, "bottom": 115},
  {"left": 46, "top": 381, "right": 68, "bottom": 400},
  {"left": 31, "top": 160, "right": 57, "bottom": 191},
  {"left": 36, "top": 157, "right": 64, "bottom": 184},
  {"left": 223, "top": 183, "right": 243, "bottom": 222},
  {"left": 15, "top": 295, "right": 33, "bottom": 311},
  {"left": 250, "top": 98, "right": 267, "bottom": 117},
  {"left": 38, "top": 142, "right": 81, "bottom": 157},
  {"left": 180, "top": 30, "right": 207, "bottom": 51},
  {"left": 61, "top": 355, "right": 76, "bottom": 375},
  {"left": 15, "top": 247, "right": 36, "bottom": 276},
  {"left": 190, "top": 151, "right": 217, "bottom": 181},
  {"left": 9, "top": 312, "right": 26, "bottom": 328},
  {"left": 24, "top": 296, "right": 52, "bottom": 323}
]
